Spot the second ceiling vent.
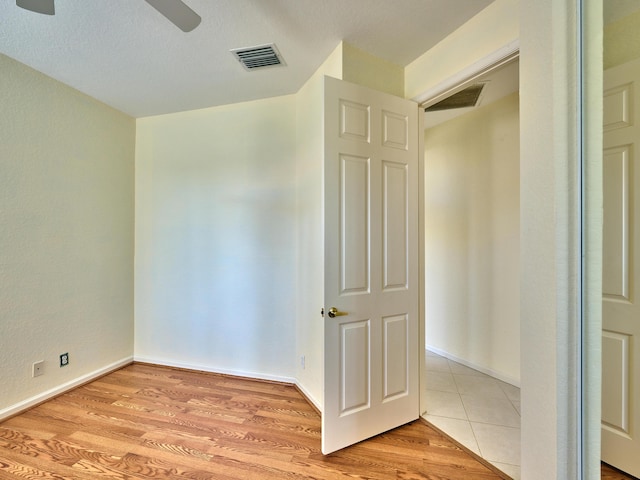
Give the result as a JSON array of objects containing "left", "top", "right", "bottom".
[
  {"left": 425, "top": 83, "right": 486, "bottom": 112},
  {"left": 230, "top": 43, "right": 285, "bottom": 71}
]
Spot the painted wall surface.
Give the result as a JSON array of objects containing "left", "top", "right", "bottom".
[
  {"left": 604, "top": 9, "right": 640, "bottom": 69},
  {"left": 424, "top": 92, "right": 520, "bottom": 383},
  {"left": 0, "top": 54, "right": 135, "bottom": 414},
  {"left": 295, "top": 44, "right": 343, "bottom": 408},
  {"left": 520, "top": 1, "right": 584, "bottom": 478},
  {"left": 0, "top": 5, "right": 598, "bottom": 475},
  {"left": 342, "top": 43, "right": 404, "bottom": 98},
  {"left": 404, "top": 0, "right": 518, "bottom": 101},
  {"left": 135, "top": 95, "right": 297, "bottom": 381}
]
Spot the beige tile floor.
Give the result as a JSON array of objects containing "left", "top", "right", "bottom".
[{"left": 423, "top": 350, "right": 521, "bottom": 480}]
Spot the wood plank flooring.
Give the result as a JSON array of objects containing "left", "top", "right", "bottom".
[
  {"left": 602, "top": 462, "right": 638, "bottom": 480},
  {"left": 0, "top": 363, "right": 509, "bottom": 480},
  {"left": 2, "top": 363, "right": 633, "bottom": 479}
]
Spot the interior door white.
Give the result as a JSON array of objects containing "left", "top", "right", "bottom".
[
  {"left": 322, "top": 76, "right": 419, "bottom": 454},
  {"left": 602, "top": 57, "right": 640, "bottom": 477}
]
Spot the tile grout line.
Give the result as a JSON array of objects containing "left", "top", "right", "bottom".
[
  {"left": 449, "top": 358, "right": 484, "bottom": 457},
  {"left": 426, "top": 353, "right": 521, "bottom": 476}
]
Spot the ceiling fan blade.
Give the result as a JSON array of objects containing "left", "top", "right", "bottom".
[
  {"left": 16, "top": 0, "right": 55, "bottom": 15},
  {"left": 143, "top": 0, "right": 201, "bottom": 32}
]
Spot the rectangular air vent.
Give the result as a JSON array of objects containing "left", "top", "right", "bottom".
[
  {"left": 230, "top": 43, "right": 285, "bottom": 71},
  {"left": 425, "top": 83, "right": 485, "bottom": 112}
]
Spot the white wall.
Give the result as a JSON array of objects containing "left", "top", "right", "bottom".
[
  {"left": 293, "top": 42, "right": 406, "bottom": 408},
  {"left": 424, "top": 92, "right": 520, "bottom": 384},
  {"left": 135, "top": 95, "right": 298, "bottom": 381},
  {"left": 604, "top": 7, "right": 640, "bottom": 69},
  {"left": 342, "top": 42, "right": 404, "bottom": 97},
  {"left": 295, "top": 44, "right": 342, "bottom": 408},
  {"left": 0, "top": 54, "right": 135, "bottom": 418},
  {"left": 1, "top": 4, "right": 600, "bottom": 474},
  {"left": 405, "top": 0, "right": 519, "bottom": 101}
]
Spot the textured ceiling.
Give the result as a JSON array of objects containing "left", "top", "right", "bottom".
[{"left": 0, "top": 0, "right": 493, "bottom": 117}]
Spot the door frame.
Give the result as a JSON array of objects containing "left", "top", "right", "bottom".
[
  {"left": 580, "top": 2, "right": 603, "bottom": 478},
  {"left": 413, "top": 40, "right": 519, "bottom": 109},
  {"left": 414, "top": 40, "right": 519, "bottom": 417},
  {"left": 412, "top": 4, "right": 603, "bottom": 473}
]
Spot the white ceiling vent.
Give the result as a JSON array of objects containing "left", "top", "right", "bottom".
[{"left": 230, "top": 43, "right": 285, "bottom": 71}]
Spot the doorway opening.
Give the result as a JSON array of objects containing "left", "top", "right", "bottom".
[{"left": 419, "top": 57, "right": 521, "bottom": 479}]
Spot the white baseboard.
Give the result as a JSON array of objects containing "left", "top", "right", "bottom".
[
  {"left": 426, "top": 346, "right": 520, "bottom": 387},
  {"left": 136, "top": 356, "right": 324, "bottom": 412},
  {"left": 133, "top": 355, "right": 296, "bottom": 385},
  {"left": 294, "top": 380, "right": 322, "bottom": 412},
  {"left": 2, "top": 355, "right": 314, "bottom": 421},
  {"left": 0, "top": 356, "right": 133, "bottom": 422}
]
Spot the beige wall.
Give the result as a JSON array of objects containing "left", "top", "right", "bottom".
[
  {"left": 605, "top": 9, "right": 640, "bottom": 69},
  {"left": 0, "top": 54, "right": 135, "bottom": 417},
  {"left": 342, "top": 43, "right": 404, "bottom": 97},
  {"left": 0, "top": 4, "right": 600, "bottom": 473},
  {"left": 404, "top": 0, "right": 518, "bottom": 101},
  {"left": 293, "top": 42, "right": 403, "bottom": 407},
  {"left": 135, "top": 95, "right": 298, "bottom": 381},
  {"left": 133, "top": 40, "right": 400, "bottom": 402},
  {"left": 424, "top": 92, "right": 520, "bottom": 383},
  {"left": 295, "top": 44, "right": 342, "bottom": 408}
]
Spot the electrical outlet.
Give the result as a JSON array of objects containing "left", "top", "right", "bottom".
[
  {"left": 59, "top": 353, "right": 69, "bottom": 367},
  {"left": 300, "top": 355, "right": 305, "bottom": 370},
  {"left": 32, "top": 361, "right": 44, "bottom": 377}
]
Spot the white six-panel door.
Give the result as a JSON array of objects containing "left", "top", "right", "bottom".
[
  {"left": 322, "top": 76, "right": 419, "bottom": 454},
  {"left": 602, "top": 57, "right": 640, "bottom": 477}
]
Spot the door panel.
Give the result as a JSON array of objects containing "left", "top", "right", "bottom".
[
  {"left": 383, "top": 314, "right": 409, "bottom": 400},
  {"left": 340, "top": 100, "right": 370, "bottom": 142},
  {"left": 603, "top": 146, "right": 630, "bottom": 301},
  {"left": 340, "top": 154, "right": 370, "bottom": 294},
  {"left": 383, "top": 161, "right": 409, "bottom": 290},
  {"left": 340, "top": 319, "right": 370, "bottom": 414},
  {"left": 382, "top": 110, "right": 409, "bottom": 150},
  {"left": 602, "top": 57, "right": 640, "bottom": 478},
  {"left": 323, "top": 76, "right": 419, "bottom": 454},
  {"left": 602, "top": 330, "right": 630, "bottom": 435},
  {"left": 603, "top": 83, "right": 631, "bottom": 132}
]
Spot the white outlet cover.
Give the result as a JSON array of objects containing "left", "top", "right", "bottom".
[{"left": 33, "top": 361, "right": 44, "bottom": 377}]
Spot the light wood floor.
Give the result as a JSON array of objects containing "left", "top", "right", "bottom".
[
  {"left": 0, "top": 363, "right": 511, "bottom": 479},
  {"left": 0, "top": 363, "right": 632, "bottom": 479}
]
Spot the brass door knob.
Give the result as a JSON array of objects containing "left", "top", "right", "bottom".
[{"left": 328, "top": 307, "right": 347, "bottom": 318}]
